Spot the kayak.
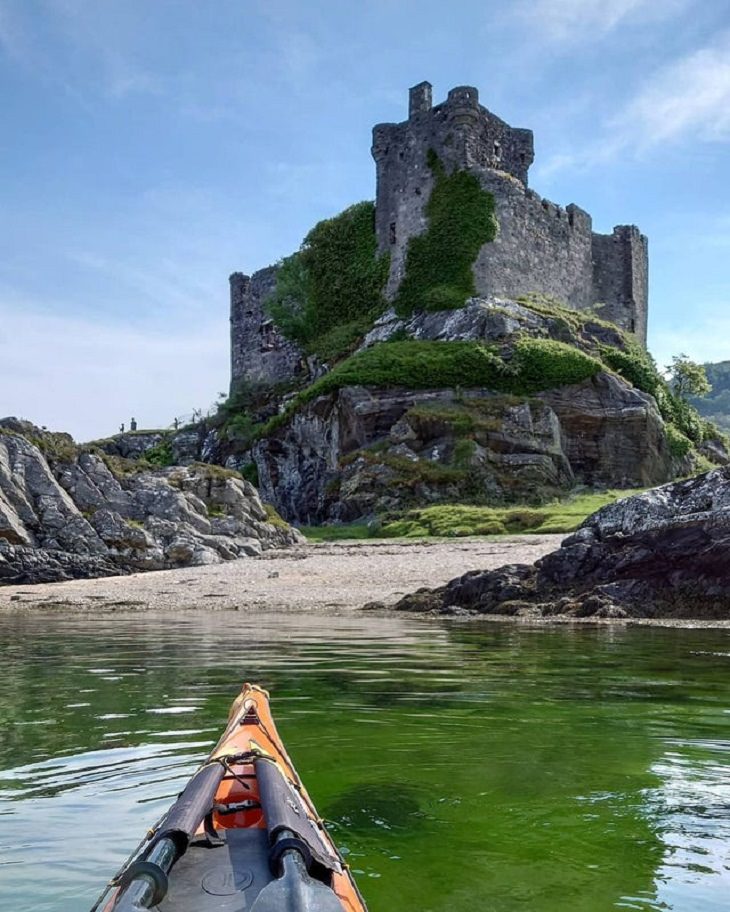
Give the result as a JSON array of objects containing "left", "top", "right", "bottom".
[{"left": 93, "top": 683, "right": 367, "bottom": 912}]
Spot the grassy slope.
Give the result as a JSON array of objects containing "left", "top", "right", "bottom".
[{"left": 298, "top": 489, "right": 639, "bottom": 541}]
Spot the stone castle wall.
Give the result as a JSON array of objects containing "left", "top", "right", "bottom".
[
  {"left": 372, "top": 82, "right": 534, "bottom": 299},
  {"left": 230, "top": 81, "right": 649, "bottom": 391},
  {"left": 229, "top": 269, "right": 303, "bottom": 390},
  {"left": 373, "top": 82, "right": 648, "bottom": 345},
  {"left": 591, "top": 226, "right": 648, "bottom": 342}
]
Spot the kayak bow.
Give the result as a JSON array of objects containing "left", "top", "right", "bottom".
[{"left": 95, "top": 684, "right": 367, "bottom": 912}]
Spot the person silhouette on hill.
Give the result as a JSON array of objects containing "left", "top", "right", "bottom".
[{"left": 130, "top": 418, "right": 137, "bottom": 431}]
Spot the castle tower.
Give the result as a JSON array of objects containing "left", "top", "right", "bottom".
[
  {"left": 372, "top": 82, "right": 648, "bottom": 346},
  {"left": 372, "top": 82, "right": 534, "bottom": 299}
]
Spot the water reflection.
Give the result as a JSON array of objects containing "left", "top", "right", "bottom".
[{"left": 0, "top": 612, "right": 727, "bottom": 911}]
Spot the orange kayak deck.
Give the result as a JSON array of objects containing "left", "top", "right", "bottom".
[{"left": 101, "top": 684, "right": 367, "bottom": 912}]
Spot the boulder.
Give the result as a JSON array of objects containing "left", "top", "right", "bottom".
[
  {"left": 0, "top": 419, "right": 303, "bottom": 585},
  {"left": 393, "top": 468, "right": 730, "bottom": 619}
]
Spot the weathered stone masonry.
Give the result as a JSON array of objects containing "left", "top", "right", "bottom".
[
  {"left": 229, "top": 268, "right": 303, "bottom": 388},
  {"left": 373, "top": 82, "right": 648, "bottom": 343},
  {"left": 230, "top": 81, "right": 648, "bottom": 391}
]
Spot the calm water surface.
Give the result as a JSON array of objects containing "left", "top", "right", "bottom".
[{"left": 0, "top": 612, "right": 728, "bottom": 912}]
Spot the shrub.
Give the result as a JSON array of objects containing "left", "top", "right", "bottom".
[
  {"left": 224, "top": 413, "right": 257, "bottom": 445},
  {"left": 452, "top": 438, "right": 477, "bottom": 468},
  {"left": 266, "top": 202, "right": 390, "bottom": 361},
  {"left": 599, "top": 342, "right": 663, "bottom": 398},
  {"left": 511, "top": 337, "right": 603, "bottom": 392},
  {"left": 600, "top": 341, "right": 712, "bottom": 447},
  {"left": 395, "top": 151, "right": 497, "bottom": 316},
  {"left": 241, "top": 462, "right": 259, "bottom": 486},
  {"left": 144, "top": 438, "right": 174, "bottom": 467},
  {"left": 665, "top": 423, "right": 693, "bottom": 459}
]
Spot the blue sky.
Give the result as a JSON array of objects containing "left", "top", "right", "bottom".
[{"left": 1, "top": 0, "right": 730, "bottom": 441}]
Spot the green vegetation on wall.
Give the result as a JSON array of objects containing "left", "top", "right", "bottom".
[
  {"left": 394, "top": 150, "right": 498, "bottom": 316},
  {"left": 266, "top": 201, "right": 390, "bottom": 362},
  {"left": 298, "top": 489, "right": 641, "bottom": 540}
]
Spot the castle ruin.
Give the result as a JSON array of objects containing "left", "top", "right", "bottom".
[{"left": 231, "top": 82, "right": 648, "bottom": 390}]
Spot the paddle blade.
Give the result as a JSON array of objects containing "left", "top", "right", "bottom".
[{"left": 250, "top": 853, "right": 345, "bottom": 912}]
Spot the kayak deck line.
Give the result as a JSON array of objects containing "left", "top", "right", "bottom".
[{"left": 94, "top": 684, "right": 367, "bottom": 912}]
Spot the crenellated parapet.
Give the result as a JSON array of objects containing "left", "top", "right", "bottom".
[
  {"left": 231, "top": 81, "right": 649, "bottom": 393},
  {"left": 371, "top": 82, "right": 647, "bottom": 344}
]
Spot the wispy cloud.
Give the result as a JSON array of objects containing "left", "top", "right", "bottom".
[
  {"left": 536, "top": 30, "right": 730, "bottom": 179},
  {"left": 517, "top": 0, "right": 689, "bottom": 42},
  {"left": 614, "top": 33, "right": 730, "bottom": 146},
  {"left": 0, "top": 296, "right": 228, "bottom": 442}
]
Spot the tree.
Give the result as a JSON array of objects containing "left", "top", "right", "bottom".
[{"left": 666, "top": 354, "right": 712, "bottom": 400}]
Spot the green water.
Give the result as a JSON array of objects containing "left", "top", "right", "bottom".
[{"left": 0, "top": 613, "right": 728, "bottom": 912}]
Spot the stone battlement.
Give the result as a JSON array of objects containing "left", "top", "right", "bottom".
[
  {"left": 230, "top": 81, "right": 648, "bottom": 391},
  {"left": 372, "top": 82, "right": 647, "bottom": 340}
]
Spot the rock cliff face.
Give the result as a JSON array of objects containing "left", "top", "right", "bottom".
[
  {"left": 93, "top": 425, "right": 221, "bottom": 466},
  {"left": 0, "top": 419, "right": 301, "bottom": 585},
  {"left": 254, "top": 374, "right": 672, "bottom": 524},
  {"left": 393, "top": 468, "right": 730, "bottom": 619},
  {"left": 251, "top": 298, "right": 681, "bottom": 523}
]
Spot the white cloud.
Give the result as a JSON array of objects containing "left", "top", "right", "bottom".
[
  {"left": 0, "top": 300, "right": 229, "bottom": 443},
  {"left": 535, "top": 31, "right": 730, "bottom": 181},
  {"left": 613, "top": 34, "right": 730, "bottom": 146},
  {"left": 517, "top": 0, "right": 688, "bottom": 42}
]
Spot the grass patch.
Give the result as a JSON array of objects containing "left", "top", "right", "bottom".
[
  {"left": 298, "top": 523, "right": 378, "bottom": 542},
  {"left": 264, "top": 503, "right": 291, "bottom": 531},
  {"left": 379, "top": 490, "right": 642, "bottom": 538}
]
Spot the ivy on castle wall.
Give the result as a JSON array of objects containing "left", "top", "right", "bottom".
[
  {"left": 394, "top": 150, "right": 498, "bottom": 317},
  {"left": 266, "top": 201, "right": 389, "bottom": 362}
]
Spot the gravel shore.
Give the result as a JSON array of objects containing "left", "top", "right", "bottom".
[{"left": 0, "top": 535, "right": 563, "bottom": 613}]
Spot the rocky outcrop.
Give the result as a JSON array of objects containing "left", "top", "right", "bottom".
[
  {"left": 254, "top": 371, "right": 674, "bottom": 524},
  {"left": 358, "top": 297, "right": 626, "bottom": 355},
  {"left": 536, "top": 372, "right": 674, "bottom": 487},
  {"left": 92, "top": 425, "right": 218, "bottom": 466},
  {"left": 248, "top": 296, "right": 687, "bottom": 523},
  {"left": 0, "top": 420, "right": 301, "bottom": 585},
  {"left": 393, "top": 468, "right": 730, "bottom": 619}
]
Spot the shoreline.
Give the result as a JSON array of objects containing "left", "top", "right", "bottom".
[
  {"left": 2, "top": 535, "right": 729, "bottom": 628},
  {"left": 0, "top": 535, "right": 561, "bottom": 614}
]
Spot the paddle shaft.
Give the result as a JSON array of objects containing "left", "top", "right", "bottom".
[
  {"left": 249, "top": 830, "right": 346, "bottom": 912},
  {"left": 112, "top": 837, "right": 177, "bottom": 911}
]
